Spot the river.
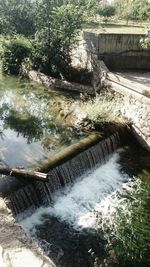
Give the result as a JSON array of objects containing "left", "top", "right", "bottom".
[
  {"left": 0, "top": 73, "right": 150, "bottom": 267},
  {"left": 0, "top": 73, "right": 84, "bottom": 168}
]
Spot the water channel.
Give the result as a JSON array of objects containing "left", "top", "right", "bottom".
[
  {"left": 0, "top": 73, "right": 150, "bottom": 267},
  {"left": 0, "top": 73, "right": 85, "bottom": 168}
]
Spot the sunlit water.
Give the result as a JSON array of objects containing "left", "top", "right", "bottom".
[
  {"left": 20, "top": 147, "right": 150, "bottom": 267},
  {"left": 0, "top": 73, "right": 84, "bottom": 167},
  {"left": 1, "top": 74, "right": 149, "bottom": 267},
  {"left": 20, "top": 152, "right": 127, "bottom": 230}
]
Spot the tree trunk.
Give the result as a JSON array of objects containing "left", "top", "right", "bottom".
[
  {"left": 38, "top": 133, "right": 102, "bottom": 173},
  {"left": 0, "top": 167, "right": 48, "bottom": 181},
  {"left": 0, "top": 133, "right": 102, "bottom": 181}
]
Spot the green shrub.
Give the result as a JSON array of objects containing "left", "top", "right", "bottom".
[
  {"left": 140, "top": 28, "right": 150, "bottom": 49},
  {"left": 0, "top": 0, "right": 35, "bottom": 36},
  {"left": 31, "top": 3, "right": 84, "bottom": 79},
  {"left": 115, "top": 0, "right": 150, "bottom": 22},
  {"left": 79, "top": 93, "right": 123, "bottom": 123},
  {"left": 97, "top": 4, "right": 116, "bottom": 18},
  {"left": 1, "top": 36, "right": 31, "bottom": 75},
  {"left": 65, "top": 67, "right": 93, "bottom": 86}
]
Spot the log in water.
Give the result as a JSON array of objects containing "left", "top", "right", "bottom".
[
  {"left": 0, "top": 133, "right": 102, "bottom": 183},
  {"left": 0, "top": 131, "right": 124, "bottom": 215},
  {"left": 0, "top": 167, "right": 48, "bottom": 181},
  {"left": 38, "top": 133, "right": 102, "bottom": 173}
]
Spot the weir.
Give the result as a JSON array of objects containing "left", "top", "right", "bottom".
[{"left": 0, "top": 130, "right": 127, "bottom": 217}]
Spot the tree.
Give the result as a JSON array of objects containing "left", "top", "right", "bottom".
[
  {"left": 32, "top": 1, "right": 85, "bottom": 77},
  {"left": 114, "top": 0, "right": 150, "bottom": 21},
  {"left": 0, "top": 0, "right": 97, "bottom": 78},
  {"left": 97, "top": 3, "right": 116, "bottom": 18},
  {"left": 0, "top": 0, "right": 35, "bottom": 36},
  {"left": 1, "top": 36, "right": 31, "bottom": 74}
]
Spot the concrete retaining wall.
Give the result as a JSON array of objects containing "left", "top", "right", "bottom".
[
  {"left": 72, "top": 31, "right": 150, "bottom": 150},
  {"left": 121, "top": 96, "right": 150, "bottom": 150},
  {"left": 83, "top": 31, "right": 150, "bottom": 70}
]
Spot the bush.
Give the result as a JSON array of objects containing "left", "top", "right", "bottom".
[
  {"left": 97, "top": 4, "right": 116, "bottom": 18},
  {"left": 115, "top": 0, "right": 150, "bottom": 22},
  {"left": 1, "top": 36, "right": 31, "bottom": 75},
  {"left": 140, "top": 28, "right": 150, "bottom": 49},
  {"left": 31, "top": 3, "right": 84, "bottom": 79},
  {"left": 79, "top": 92, "right": 123, "bottom": 123},
  {"left": 65, "top": 67, "right": 93, "bottom": 86},
  {"left": 0, "top": 0, "right": 35, "bottom": 36}
]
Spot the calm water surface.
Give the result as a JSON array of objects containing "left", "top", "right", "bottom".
[{"left": 0, "top": 73, "right": 84, "bottom": 167}]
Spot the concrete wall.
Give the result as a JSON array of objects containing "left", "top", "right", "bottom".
[
  {"left": 99, "top": 65, "right": 150, "bottom": 151},
  {"left": 121, "top": 96, "right": 150, "bottom": 150},
  {"left": 83, "top": 31, "right": 150, "bottom": 70},
  {"left": 72, "top": 31, "right": 150, "bottom": 150}
]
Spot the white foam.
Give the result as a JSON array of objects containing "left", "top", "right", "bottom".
[{"left": 20, "top": 152, "right": 129, "bottom": 233}]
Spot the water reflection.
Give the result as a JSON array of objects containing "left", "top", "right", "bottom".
[{"left": 0, "top": 74, "right": 84, "bottom": 167}]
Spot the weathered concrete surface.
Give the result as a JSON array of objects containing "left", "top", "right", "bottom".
[
  {"left": 72, "top": 32, "right": 150, "bottom": 150},
  {"left": 83, "top": 30, "right": 150, "bottom": 70},
  {"left": 39, "top": 133, "right": 102, "bottom": 172},
  {"left": 0, "top": 198, "right": 56, "bottom": 267},
  {"left": 107, "top": 71, "right": 150, "bottom": 98},
  {"left": 100, "top": 66, "right": 150, "bottom": 150}
]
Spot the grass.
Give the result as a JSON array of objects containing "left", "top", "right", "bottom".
[
  {"left": 79, "top": 92, "right": 124, "bottom": 124},
  {"left": 84, "top": 17, "right": 147, "bottom": 34}
]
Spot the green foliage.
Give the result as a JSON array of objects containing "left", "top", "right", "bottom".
[
  {"left": 0, "top": 0, "right": 97, "bottom": 79},
  {"left": 111, "top": 177, "right": 150, "bottom": 267},
  {"left": 32, "top": 2, "right": 84, "bottom": 78},
  {"left": 97, "top": 3, "right": 116, "bottom": 18},
  {"left": 139, "top": 2, "right": 150, "bottom": 21},
  {"left": 141, "top": 27, "right": 150, "bottom": 49},
  {"left": 1, "top": 36, "right": 31, "bottom": 74},
  {"left": 79, "top": 93, "right": 123, "bottom": 123},
  {"left": 0, "top": 0, "right": 35, "bottom": 36},
  {"left": 115, "top": 0, "right": 150, "bottom": 21}
]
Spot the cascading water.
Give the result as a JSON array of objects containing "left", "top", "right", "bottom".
[
  {"left": 18, "top": 150, "right": 128, "bottom": 267},
  {"left": 3, "top": 131, "right": 123, "bottom": 216},
  {"left": 18, "top": 145, "right": 150, "bottom": 267},
  {"left": 1, "top": 69, "right": 149, "bottom": 267},
  {"left": 20, "top": 151, "right": 128, "bottom": 231}
]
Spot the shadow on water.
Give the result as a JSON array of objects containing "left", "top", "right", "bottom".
[{"left": 35, "top": 217, "right": 106, "bottom": 267}]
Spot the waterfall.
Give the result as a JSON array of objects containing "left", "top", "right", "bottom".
[
  {"left": 1, "top": 131, "right": 126, "bottom": 216},
  {"left": 20, "top": 151, "right": 128, "bottom": 232}
]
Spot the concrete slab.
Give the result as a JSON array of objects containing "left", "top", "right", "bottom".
[
  {"left": 0, "top": 198, "right": 56, "bottom": 267},
  {"left": 108, "top": 71, "right": 150, "bottom": 97}
]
